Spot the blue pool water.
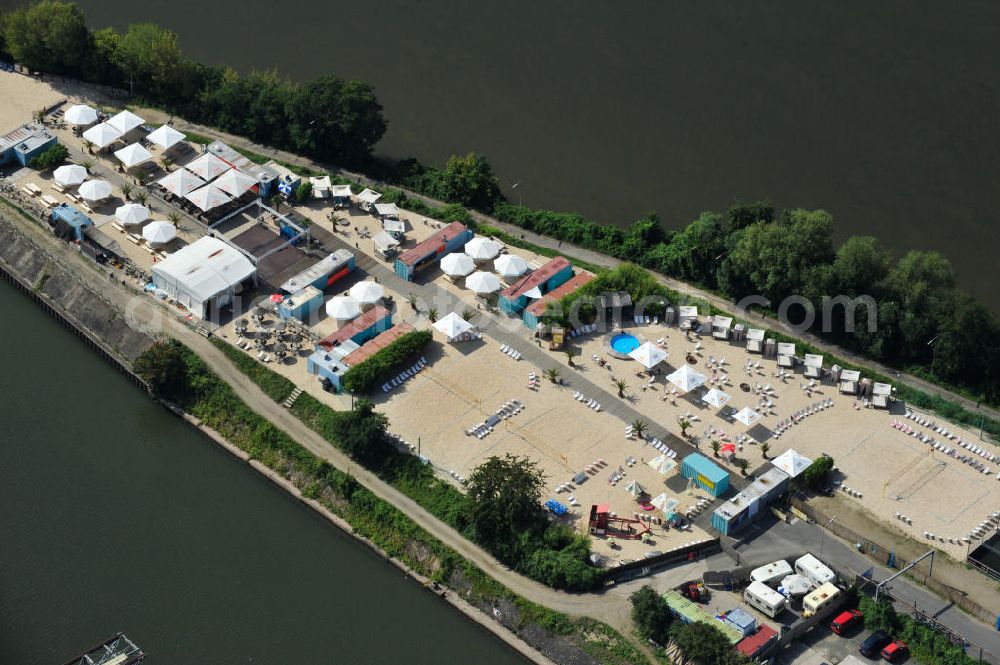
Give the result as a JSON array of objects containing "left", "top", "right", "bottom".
[{"left": 610, "top": 333, "right": 640, "bottom": 355}]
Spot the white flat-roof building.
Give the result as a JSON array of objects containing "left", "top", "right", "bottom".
[{"left": 151, "top": 236, "right": 256, "bottom": 319}]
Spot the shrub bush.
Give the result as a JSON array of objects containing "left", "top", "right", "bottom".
[{"left": 341, "top": 329, "right": 432, "bottom": 394}]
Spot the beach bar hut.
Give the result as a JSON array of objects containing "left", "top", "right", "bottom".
[
  {"left": 838, "top": 369, "right": 861, "bottom": 394},
  {"left": 372, "top": 231, "right": 400, "bottom": 260},
  {"left": 680, "top": 453, "right": 730, "bottom": 497},
  {"left": 317, "top": 305, "right": 393, "bottom": 350},
  {"left": 521, "top": 271, "right": 594, "bottom": 328},
  {"left": 777, "top": 342, "right": 796, "bottom": 368},
  {"left": 279, "top": 250, "right": 355, "bottom": 294},
  {"left": 712, "top": 466, "right": 790, "bottom": 535},
  {"left": 711, "top": 316, "right": 733, "bottom": 340},
  {"left": 278, "top": 286, "right": 324, "bottom": 322},
  {"left": 499, "top": 256, "right": 573, "bottom": 313},
  {"left": 50, "top": 204, "right": 92, "bottom": 241},
  {"left": 331, "top": 184, "right": 353, "bottom": 207},
  {"left": 746, "top": 328, "right": 765, "bottom": 353},
  {"left": 394, "top": 221, "right": 473, "bottom": 281},
  {"left": 803, "top": 353, "right": 824, "bottom": 379},
  {"left": 356, "top": 187, "right": 381, "bottom": 211},
  {"left": 678, "top": 305, "right": 699, "bottom": 330},
  {"left": 374, "top": 202, "right": 401, "bottom": 221},
  {"left": 872, "top": 382, "right": 893, "bottom": 408}
]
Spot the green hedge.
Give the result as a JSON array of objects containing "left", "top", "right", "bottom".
[
  {"left": 856, "top": 591, "right": 977, "bottom": 665},
  {"left": 341, "top": 329, "right": 433, "bottom": 394}
]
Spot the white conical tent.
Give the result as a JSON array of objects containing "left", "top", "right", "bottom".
[
  {"left": 53, "top": 164, "right": 88, "bottom": 186},
  {"left": 629, "top": 341, "right": 667, "bottom": 369},
  {"left": 650, "top": 492, "right": 671, "bottom": 512},
  {"left": 114, "top": 142, "right": 152, "bottom": 168},
  {"left": 733, "top": 407, "right": 761, "bottom": 427},
  {"left": 494, "top": 254, "right": 528, "bottom": 278},
  {"left": 82, "top": 122, "right": 122, "bottom": 149},
  {"left": 465, "top": 271, "right": 501, "bottom": 294},
  {"left": 771, "top": 448, "right": 813, "bottom": 478},
  {"left": 349, "top": 281, "right": 384, "bottom": 304},
  {"left": 702, "top": 388, "right": 732, "bottom": 409},
  {"left": 464, "top": 237, "right": 500, "bottom": 261},
  {"left": 624, "top": 479, "right": 646, "bottom": 498},
  {"left": 647, "top": 454, "right": 676, "bottom": 475},
  {"left": 667, "top": 365, "right": 707, "bottom": 393},
  {"left": 107, "top": 110, "right": 145, "bottom": 134},
  {"left": 142, "top": 220, "right": 177, "bottom": 245},
  {"left": 146, "top": 124, "right": 186, "bottom": 149},
  {"left": 440, "top": 253, "right": 475, "bottom": 277},
  {"left": 114, "top": 203, "right": 150, "bottom": 226},
  {"left": 212, "top": 168, "right": 258, "bottom": 197},
  {"left": 185, "top": 152, "right": 231, "bottom": 181},
  {"left": 64, "top": 104, "right": 98, "bottom": 125},
  {"left": 158, "top": 168, "right": 205, "bottom": 196},
  {"left": 433, "top": 312, "right": 475, "bottom": 340},
  {"left": 325, "top": 296, "right": 360, "bottom": 320},
  {"left": 185, "top": 183, "right": 232, "bottom": 211},
  {"left": 78, "top": 179, "right": 113, "bottom": 202}
]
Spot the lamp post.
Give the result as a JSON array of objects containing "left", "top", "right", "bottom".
[{"left": 820, "top": 514, "right": 837, "bottom": 560}]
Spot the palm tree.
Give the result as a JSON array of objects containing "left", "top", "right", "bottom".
[
  {"left": 614, "top": 379, "right": 629, "bottom": 398},
  {"left": 543, "top": 367, "right": 561, "bottom": 383},
  {"left": 406, "top": 293, "right": 418, "bottom": 310},
  {"left": 83, "top": 139, "right": 94, "bottom": 155},
  {"left": 33, "top": 109, "right": 45, "bottom": 123},
  {"left": 710, "top": 440, "right": 721, "bottom": 458},
  {"left": 167, "top": 211, "right": 182, "bottom": 227},
  {"left": 677, "top": 416, "right": 692, "bottom": 438},
  {"left": 80, "top": 158, "right": 94, "bottom": 172},
  {"left": 135, "top": 190, "right": 148, "bottom": 206},
  {"left": 158, "top": 156, "right": 172, "bottom": 171},
  {"left": 736, "top": 459, "right": 750, "bottom": 476},
  {"left": 564, "top": 347, "right": 578, "bottom": 367},
  {"left": 270, "top": 194, "right": 283, "bottom": 213},
  {"left": 760, "top": 441, "right": 771, "bottom": 459},
  {"left": 632, "top": 419, "right": 648, "bottom": 440},
  {"left": 461, "top": 309, "right": 475, "bottom": 321},
  {"left": 428, "top": 307, "right": 438, "bottom": 323},
  {"left": 120, "top": 182, "right": 133, "bottom": 200}
]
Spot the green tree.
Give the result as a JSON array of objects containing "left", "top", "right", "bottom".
[
  {"left": 461, "top": 308, "right": 474, "bottom": 321},
  {"left": 417, "top": 152, "right": 504, "bottom": 212},
  {"left": 710, "top": 440, "right": 721, "bottom": 458},
  {"left": 677, "top": 415, "right": 692, "bottom": 438},
  {"left": 801, "top": 455, "right": 834, "bottom": 490},
  {"left": 88, "top": 26, "right": 122, "bottom": 83},
  {"left": 427, "top": 306, "right": 438, "bottom": 323},
  {"left": 133, "top": 341, "right": 188, "bottom": 401},
  {"left": 285, "top": 75, "right": 386, "bottom": 166},
  {"left": 294, "top": 180, "right": 313, "bottom": 203},
  {"left": 406, "top": 292, "right": 418, "bottom": 310},
  {"left": 563, "top": 347, "right": 578, "bottom": 366},
  {"left": 759, "top": 441, "right": 770, "bottom": 459},
  {"left": 668, "top": 621, "right": 744, "bottom": 665},
  {"left": 114, "top": 22, "right": 184, "bottom": 98},
  {"left": 465, "top": 454, "right": 547, "bottom": 559},
  {"left": 27, "top": 142, "right": 68, "bottom": 171},
  {"left": 2, "top": 1, "right": 92, "bottom": 77},
  {"left": 614, "top": 378, "right": 629, "bottom": 398},
  {"left": 727, "top": 199, "right": 774, "bottom": 231},
  {"left": 119, "top": 182, "right": 132, "bottom": 200},
  {"left": 325, "top": 399, "right": 390, "bottom": 465},
  {"left": 631, "top": 419, "right": 648, "bottom": 439},
  {"left": 543, "top": 367, "right": 561, "bottom": 383},
  {"left": 736, "top": 458, "right": 749, "bottom": 476},
  {"left": 630, "top": 585, "right": 673, "bottom": 644}
]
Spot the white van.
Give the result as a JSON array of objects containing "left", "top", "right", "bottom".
[
  {"left": 803, "top": 582, "right": 840, "bottom": 614},
  {"left": 794, "top": 553, "right": 835, "bottom": 587},
  {"left": 743, "top": 581, "right": 786, "bottom": 618},
  {"left": 750, "top": 559, "right": 793, "bottom": 587}
]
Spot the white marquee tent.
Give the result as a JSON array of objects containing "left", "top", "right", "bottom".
[
  {"left": 629, "top": 341, "right": 667, "bottom": 369},
  {"left": 702, "top": 387, "right": 732, "bottom": 410},
  {"left": 146, "top": 124, "right": 186, "bottom": 149},
  {"left": 213, "top": 168, "right": 258, "bottom": 197},
  {"left": 466, "top": 271, "right": 502, "bottom": 294},
  {"left": 114, "top": 203, "right": 150, "bottom": 226},
  {"left": 325, "top": 296, "right": 361, "bottom": 321},
  {"left": 158, "top": 168, "right": 205, "bottom": 196},
  {"left": 733, "top": 407, "right": 761, "bottom": 427},
  {"left": 142, "top": 220, "right": 177, "bottom": 246},
  {"left": 440, "top": 252, "right": 475, "bottom": 277},
  {"left": 464, "top": 237, "right": 500, "bottom": 261},
  {"left": 433, "top": 312, "right": 475, "bottom": 341},
  {"left": 151, "top": 236, "right": 256, "bottom": 319},
  {"left": 64, "top": 104, "right": 98, "bottom": 126},
  {"left": 78, "top": 179, "right": 113, "bottom": 202},
  {"left": 185, "top": 183, "right": 232, "bottom": 211},
  {"left": 349, "top": 281, "right": 385, "bottom": 305},
  {"left": 667, "top": 365, "right": 707, "bottom": 393},
  {"left": 494, "top": 254, "right": 529, "bottom": 279},
  {"left": 53, "top": 164, "right": 88, "bottom": 187},
  {"left": 81, "top": 122, "right": 122, "bottom": 149},
  {"left": 107, "top": 110, "right": 145, "bottom": 134},
  {"left": 114, "top": 142, "right": 152, "bottom": 168},
  {"left": 185, "top": 152, "right": 231, "bottom": 181},
  {"left": 771, "top": 449, "right": 813, "bottom": 478}
]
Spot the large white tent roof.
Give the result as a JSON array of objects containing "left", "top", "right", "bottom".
[
  {"left": 494, "top": 254, "right": 529, "bottom": 278},
  {"left": 433, "top": 312, "right": 475, "bottom": 339},
  {"left": 114, "top": 142, "right": 152, "bottom": 168},
  {"left": 114, "top": 202, "right": 150, "bottom": 226},
  {"left": 81, "top": 122, "right": 122, "bottom": 149},
  {"left": 629, "top": 341, "right": 667, "bottom": 369},
  {"left": 374, "top": 202, "right": 400, "bottom": 217},
  {"left": 771, "top": 449, "right": 813, "bottom": 478},
  {"left": 325, "top": 296, "right": 361, "bottom": 320},
  {"left": 440, "top": 252, "right": 475, "bottom": 277},
  {"left": 356, "top": 188, "right": 381, "bottom": 204},
  {"left": 667, "top": 364, "right": 707, "bottom": 393},
  {"left": 77, "top": 179, "right": 113, "bottom": 202},
  {"left": 349, "top": 280, "right": 384, "bottom": 304},
  {"left": 158, "top": 168, "right": 205, "bottom": 196},
  {"left": 53, "top": 164, "right": 88, "bottom": 187},
  {"left": 64, "top": 104, "right": 98, "bottom": 125},
  {"left": 702, "top": 387, "right": 732, "bottom": 409},
  {"left": 142, "top": 220, "right": 177, "bottom": 245},
  {"left": 372, "top": 231, "right": 400, "bottom": 252},
  {"left": 465, "top": 271, "right": 502, "bottom": 294},
  {"left": 106, "top": 110, "right": 145, "bottom": 134},
  {"left": 146, "top": 124, "right": 186, "bottom": 149},
  {"left": 152, "top": 236, "right": 255, "bottom": 304},
  {"left": 185, "top": 152, "right": 231, "bottom": 181},
  {"left": 734, "top": 407, "right": 762, "bottom": 427},
  {"left": 464, "top": 237, "right": 500, "bottom": 261},
  {"left": 213, "top": 168, "right": 258, "bottom": 197},
  {"left": 185, "top": 183, "right": 232, "bottom": 211}
]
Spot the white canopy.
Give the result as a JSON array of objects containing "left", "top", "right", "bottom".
[
  {"left": 146, "top": 124, "right": 186, "bottom": 149},
  {"left": 840, "top": 369, "right": 861, "bottom": 382},
  {"left": 494, "top": 254, "right": 529, "bottom": 278},
  {"left": 702, "top": 387, "right": 732, "bottom": 409},
  {"left": 325, "top": 296, "right": 360, "bottom": 320},
  {"left": 106, "top": 110, "right": 145, "bottom": 134},
  {"left": 667, "top": 365, "right": 707, "bottom": 393},
  {"left": 464, "top": 237, "right": 500, "bottom": 261},
  {"left": 373, "top": 202, "right": 400, "bottom": 218},
  {"left": 624, "top": 479, "right": 646, "bottom": 498},
  {"left": 650, "top": 492, "right": 676, "bottom": 512},
  {"left": 733, "top": 407, "right": 761, "bottom": 427},
  {"left": 804, "top": 353, "right": 824, "bottom": 368},
  {"left": 158, "top": 168, "right": 205, "bottom": 196},
  {"left": 465, "top": 271, "right": 502, "bottom": 294},
  {"left": 647, "top": 455, "right": 676, "bottom": 476},
  {"left": 712, "top": 315, "right": 733, "bottom": 330},
  {"left": 53, "top": 164, "right": 88, "bottom": 186},
  {"left": 213, "top": 168, "right": 258, "bottom": 197},
  {"left": 151, "top": 236, "right": 256, "bottom": 319},
  {"left": 331, "top": 184, "right": 352, "bottom": 198},
  {"left": 433, "top": 312, "right": 475, "bottom": 340},
  {"left": 440, "top": 252, "right": 476, "bottom": 277},
  {"left": 142, "top": 220, "right": 177, "bottom": 245},
  {"left": 82, "top": 122, "right": 122, "bottom": 149},
  {"left": 629, "top": 341, "right": 667, "bottom": 369},
  {"left": 114, "top": 142, "right": 152, "bottom": 168},
  {"left": 356, "top": 188, "right": 381, "bottom": 205},
  {"left": 777, "top": 342, "right": 796, "bottom": 357},
  {"left": 349, "top": 280, "right": 384, "bottom": 304},
  {"left": 77, "top": 179, "right": 113, "bottom": 202},
  {"left": 771, "top": 449, "right": 813, "bottom": 478},
  {"left": 678, "top": 305, "right": 698, "bottom": 319},
  {"left": 873, "top": 382, "right": 892, "bottom": 396},
  {"left": 64, "top": 104, "right": 98, "bottom": 125},
  {"left": 185, "top": 183, "right": 232, "bottom": 211},
  {"left": 372, "top": 231, "right": 400, "bottom": 252},
  {"left": 185, "top": 152, "right": 231, "bottom": 181},
  {"left": 114, "top": 202, "right": 150, "bottom": 226},
  {"left": 746, "top": 328, "right": 766, "bottom": 342}
]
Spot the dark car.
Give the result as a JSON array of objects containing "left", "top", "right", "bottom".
[
  {"left": 881, "top": 640, "right": 907, "bottom": 661},
  {"left": 859, "top": 630, "right": 891, "bottom": 657},
  {"left": 830, "top": 608, "right": 862, "bottom": 634}
]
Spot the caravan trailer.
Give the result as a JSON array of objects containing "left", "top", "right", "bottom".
[
  {"left": 794, "top": 553, "right": 836, "bottom": 587},
  {"left": 749, "top": 559, "right": 793, "bottom": 587},
  {"left": 743, "top": 581, "right": 786, "bottom": 618},
  {"left": 803, "top": 582, "right": 841, "bottom": 615}
]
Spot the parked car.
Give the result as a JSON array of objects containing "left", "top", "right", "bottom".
[
  {"left": 830, "top": 609, "right": 863, "bottom": 634},
  {"left": 881, "top": 640, "right": 907, "bottom": 661},
  {"left": 859, "top": 630, "right": 891, "bottom": 657}
]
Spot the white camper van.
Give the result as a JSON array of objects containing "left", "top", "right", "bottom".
[
  {"left": 743, "top": 581, "right": 786, "bottom": 618},
  {"left": 750, "top": 559, "right": 793, "bottom": 587},
  {"left": 794, "top": 553, "right": 835, "bottom": 587}
]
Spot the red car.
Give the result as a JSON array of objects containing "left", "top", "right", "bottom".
[
  {"left": 830, "top": 609, "right": 863, "bottom": 634},
  {"left": 881, "top": 640, "right": 907, "bottom": 661}
]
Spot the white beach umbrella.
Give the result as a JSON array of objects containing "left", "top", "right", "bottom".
[
  {"left": 647, "top": 455, "right": 675, "bottom": 475},
  {"left": 106, "top": 109, "right": 145, "bottom": 134},
  {"left": 185, "top": 183, "right": 232, "bottom": 211},
  {"left": 440, "top": 252, "right": 475, "bottom": 277},
  {"left": 114, "top": 203, "right": 150, "bottom": 226},
  {"left": 464, "top": 237, "right": 500, "bottom": 261},
  {"left": 733, "top": 407, "right": 761, "bottom": 427},
  {"left": 702, "top": 387, "right": 732, "bottom": 410},
  {"left": 158, "top": 168, "right": 205, "bottom": 196},
  {"left": 185, "top": 152, "right": 231, "bottom": 181},
  {"left": 650, "top": 492, "right": 671, "bottom": 512},
  {"left": 624, "top": 479, "right": 646, "bottom": 499},
  {"left": 53, "top": 164, "right": 88, "bottom": 187},
  {"left": 213, "top": 168, "right": 258, "bottom": 197},
  {"left": 433, "top": 312, "right": 474, "bottom": 339},
  {"left": 465, "top": 271, "right": 502, "bottom": 294},
  {"left": 77, "top": 179, "right": 113, "bottom": 202},
  {"left": 349, "top": 281, "right": 385, "bottom": 304},
  {"left": 666, "top": 364, "right": 707, "bottom": 393},
  {"left": 114, "top": 142, "right": 153, "bottom": 168},
  {"left": 325, "top": 296, "right": 360, "bottom": 320},
  {"left": 142, "top": 220, "right": 177, "bottom": 246},
  {"left": 494, "top": 254, "right": 529, "bottom": 278},
  {"left": 771, "top": 449, "right": 813, "bottom": 478},
  {"left": 146, "top": 124, "right": 185, "bottom": 149},
  {"left": 629, "top": 341, "right": 667, "bottom": 369},
  {"left": 81, "top": 122, "right": 122, "bottom": 149},
  {"left": 64, "top": 104, "right": 98, "bottom": 125}
]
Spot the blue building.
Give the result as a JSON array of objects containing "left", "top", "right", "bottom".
[
  {"left": 680, "top": 453, "right": 730, "bottom": 497},
  {"left": 50, "top": 204, "right": 92, "bottom": 242},
  {"left": 711, "top": 467, "right": 790, "bottom": 535},
  {"left": 277, "top": 286, "right": 324, "bottom": 322},
  {"left": 521, "top": 271, "right": 594, "bottom": 328},
  {"left": 0, "top": 124, "right": 57, "bottom": 167},
  {"left": 279, "top": 250, "right": 355, "bottom": 294},
  {"left": 498, "top": 256, "right": 573, "bottom": 314},
  {"left": 394, "top": 221, "right": 473, "bottom": 281},
  {"left": 316, "top": 305, "right": 393, "bottom": 351}
]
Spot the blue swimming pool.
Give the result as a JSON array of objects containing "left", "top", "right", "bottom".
[{"left": 610, "top": 333, "right": 640, "bottom": 355}]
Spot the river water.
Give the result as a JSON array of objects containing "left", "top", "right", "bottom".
[
  {"left": 0, "top": 280, "right": 526, "bottom": 664},
  {"left": 42, "top": 0, "right": 1000, "bottom": 310}
]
